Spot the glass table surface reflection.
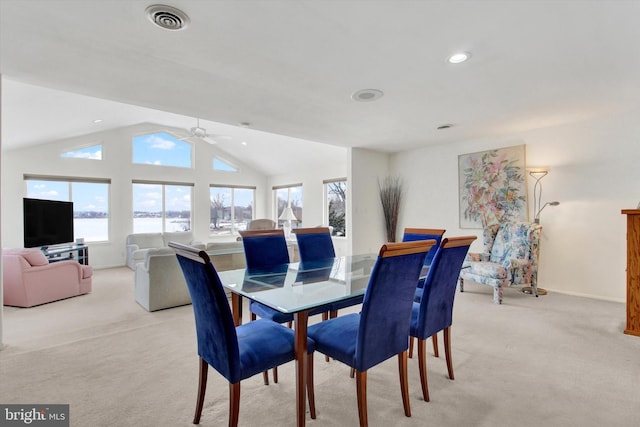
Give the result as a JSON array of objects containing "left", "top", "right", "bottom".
[{"left": 217, "top": 254, "right": 377, "bottom": 314}]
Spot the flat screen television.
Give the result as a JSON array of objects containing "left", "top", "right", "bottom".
[{"left": 23, "top": 198, "right": 74, "bottom": 248}]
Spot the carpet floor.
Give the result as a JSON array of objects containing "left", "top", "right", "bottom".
[{"left": 1, "top": 267, "right": 639, "bottom": 426}]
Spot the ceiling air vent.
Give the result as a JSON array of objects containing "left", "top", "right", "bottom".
[{"left": 146, "top": 5, "right": 190, "bottom": 31}]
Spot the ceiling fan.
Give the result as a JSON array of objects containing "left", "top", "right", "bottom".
[{"left": 179, "top": 118, "right": 218, "bottom": 144}]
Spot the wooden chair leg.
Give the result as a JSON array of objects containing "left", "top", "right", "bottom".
[
  {"left": 432, "top": 333, "right": 439, "bottom": 358},
  {"left": 252, "top": 312, "right": 274, "bottom": 384},
  {"left": 322, "top": 312, "right": 331, "bottom": 362},
  {"left": 444, "top": 327, "right": 454, "bottom": 380},
  {"left": 350, "top": 367, "right": 355, "bottom": 378},
  {"left": 409, "top": 336, "right": 414, "bottom": 358},
  {"left": 193, "top": 357, "right": 208, "bottom": 424},
  {"left": 229, "top": 382, "right": 240, "bottom": 427},
  {"left": 330, "top": 310, "right": 338, "bottom": 319},
  {"left": 307, "top": 353, "right": 316, "bottom": 419},
  {"left": 417, "top": 338, "right": 430, "bottom": 402},
  {"left": 355, "top": 370, "right": 368, "bottom": 427},
  {"left": 398, "top": 351, "right": 411, "bottom": 417}
]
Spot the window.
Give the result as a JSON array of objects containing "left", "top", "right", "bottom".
[
  {"left": 325, "top": 178, "right": 346, "bottom": 237},
  {"left": 132, "top": 181, "right": 193, "bottom": 233},
  {"left": 210, "top": 185, "right": 255, "bottom": 235},
  {"left": 273, "top": 184, "right": 303, "bottom": 228},
  {"left": 25, "top": 176, "right": 110, "bottom": 242},
  {"left": 213, "top": 157, "right": 238, "bottom": 172},
  {"left": 61, "top": 144, "right": 102, "bottom": 160},
  {"left": 132, "top": 132, "right": 191, "bottom": 168}
]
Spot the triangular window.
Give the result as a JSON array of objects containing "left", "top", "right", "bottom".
[
  {"left": 213, "top": 157, "right": 238, "bottom": 172},
  {"left": 61, "top": 144, "right": 102, "bottom": 160}
]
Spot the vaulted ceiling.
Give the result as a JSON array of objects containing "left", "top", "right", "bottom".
[{"left": 2, "top": 0, "right": 640, "bottom": 174}]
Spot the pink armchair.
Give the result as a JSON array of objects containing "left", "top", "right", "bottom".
[{"left": 2, "top": 248, "right": 92, "bottom": 307}]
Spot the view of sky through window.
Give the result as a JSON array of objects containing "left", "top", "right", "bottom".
[
  {"left": 213, "top": 157, "right": 238, "bottom": 172},
  {"left": 132, "top": 132, "right": 191, "bottom": 168},
  {"left": 61, "top": 144, "right": 102, "bottom": 159},
  {"left": 132, "top": 183, "right": 192, "bottom": 233}
]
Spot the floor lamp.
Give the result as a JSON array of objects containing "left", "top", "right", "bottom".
[
  {"left": 529, "top": 169, "right": 548, "bottom": 224},
  {"left": 526, "top": 169, "right": 560, "bottom": 296}
]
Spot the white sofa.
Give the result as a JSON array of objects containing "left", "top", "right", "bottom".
[
  {"left": 125, "top": 231, "right": 204, "bottom": 270},
  {"left": 134, "top": 248, "right": 191, "bottom": 311},
  {"left": 134, "top": 242, "right": 246, "bottom": 311}
]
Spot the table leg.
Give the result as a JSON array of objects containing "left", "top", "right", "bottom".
[
  {"left": 231, "top": 293, "right": 243, "bottom": 326},
  {"left": 293, "top": 310, "right": 309, "bottom": 427}
]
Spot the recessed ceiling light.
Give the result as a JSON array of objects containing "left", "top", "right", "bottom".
[
  {"left": 351, "top": 89, "right": 384, "bottom": 102},
  {"left": 241, "top": 141, "right": 248, "bottom": 146},
  {"left": 448, "top": 52, "right": 470, "bottom": 64},
  {"left": 93, "top": 119, "right": 103, "bottom": 124},
  {"left": 437, "top": 124, "right": 454, "bottom": 130}
]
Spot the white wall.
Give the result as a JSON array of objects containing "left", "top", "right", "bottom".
[
  {"left": 349, "top": 147, "right": 390, "bottom": 255},
  {"left": 392, "top": 108, "right": 640, "bottom": 302},
  {"left": 1, "top": 123, "right": 268, "bottom": 268}
]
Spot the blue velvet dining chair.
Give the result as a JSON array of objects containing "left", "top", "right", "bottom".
[
  {"left": 238, "top": 229, "right": 295, "bottom": 384},
  {"left": 408, "top": 236, "right": 476, "bottom": 403},
  {"left": 169, "top": 242, "right": 316, "bottom": 426},
  {"left": 402, "top": 228, "right": 446, "bottom": 357},
  {"left": 293, "top": 226, "right": 336, "bottom": 261},
  {"left": 293, "top": 227, "right": 364, "bottom": 321},
  {"left": 307, "top": 239, "right": 436, "bottom": 426},
  {"left": 401, "top": 228, "right": 446, "bottom": 269},
  {"left": 239, "top": 229, "right": 294, "bottom": 324},
  {"left": 402, "top": 228, "right": 446, "bottom": 298},
  {"left": 240, "top": 229, "right": 333, "bottom": 380}
]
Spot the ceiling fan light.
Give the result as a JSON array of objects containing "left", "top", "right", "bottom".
[{"left": 190, "top": 126, "right": 207, "bottom": 138}]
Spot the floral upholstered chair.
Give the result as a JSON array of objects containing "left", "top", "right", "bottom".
[{"left": 459, "top": 222, "right": 542, "bottom": 304}]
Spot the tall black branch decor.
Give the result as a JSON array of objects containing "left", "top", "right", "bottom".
[{"left": 378, "top": 175, "right": 404, "bottom": 242}]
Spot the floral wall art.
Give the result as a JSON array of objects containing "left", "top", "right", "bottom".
[{"left": 458, "top": 145, "right": 527, "bottom": 228}]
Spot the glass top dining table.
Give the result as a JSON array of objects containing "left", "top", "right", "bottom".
[{"left": 217, "top": 253, "right": 378, "bottom": 427}]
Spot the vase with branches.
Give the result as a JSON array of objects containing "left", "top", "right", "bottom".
[{"left": 378, "top": 175, "right": 403, "bottom": 242}]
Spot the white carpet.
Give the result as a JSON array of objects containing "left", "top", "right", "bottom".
[{"left": 1, "top": 267, "right": 639, "bottom": 426}]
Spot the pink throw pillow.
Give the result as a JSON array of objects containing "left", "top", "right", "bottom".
[{"left": 19, "top": 249, "right": 49, "bottom": 266}]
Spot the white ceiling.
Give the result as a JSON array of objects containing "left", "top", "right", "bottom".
[{"left": 2, "top": 0, "right": 640, "bottom": 174}]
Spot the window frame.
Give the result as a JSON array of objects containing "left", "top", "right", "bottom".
[
  {"left": 273, "top": 183, "right": 303, "bottom": 228},
  {"left": 60, "top": 143, "right": 103, "bottom": 160},
  {"left": 324, "top": 178, "right": 347, "bottom": 237},
  {"left": 24, "top": 174, "right": 111, "bottom": 243},
  {"left": 209, "top": 184, "right": 256, "bottom": 236},
  {"left": 132, "top": 131, "right": 193, "bottom": 169},
  {"left": 132, "top": 180, "right": 194, "bottom": 233}
]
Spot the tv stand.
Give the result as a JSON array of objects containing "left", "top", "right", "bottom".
[{"left": 41, "top": 244, "right": 89, "bottom": 265}]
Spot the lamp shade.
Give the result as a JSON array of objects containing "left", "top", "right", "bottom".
[{"left": 279, "top": 207, "right": 297, "bottom": 221}]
